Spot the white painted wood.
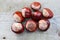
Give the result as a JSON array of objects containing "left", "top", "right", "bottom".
[{"left": 0, "top": 0, "right": 60, "bottom": 40}]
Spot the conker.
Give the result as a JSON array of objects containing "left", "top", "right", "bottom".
[
  {"left": 13, "top": 11, "right": 24, "bottom": 22},
  {"left": 26, "top": 20, "right": 37, "bottom": 32},
  {"left": 22, "top": 7, "right": 32, "bottom": 18},
  {"left": 31, "top": 2, "right": 41, "bottom": 11},
  {"left": 11, "top": 23, "right": 24, "bottom": 33},
  {"left": 38, "top": 19, "right": 50, "bottom": 31},
  {"left": 32, "top": 11, "right": 42, "bottom": 21},
  {"left": 43, "top": 8, "right": 53, "bottom": 19}
]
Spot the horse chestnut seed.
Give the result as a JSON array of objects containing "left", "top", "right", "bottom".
[
  {"left": 26, "top": 20, "right": 37, "bottom": 32},
  {"left": 13, "top": 11, "right": 24, "bottom": 22},
  {"left": 32, "top": 11, "right": 42, "bottom": 21},
  {"left": 11, "top": 23, "right": 24, "bottom": 33},
  {"left": 31, "top": 2, "right": 41, "bottom": 11},
  {"left": 22, "top": 7, "right": 32, "bottom": 18},
  {"left": 43, "top": 8, "right": 53, "bottom": 19},
  {"left": 38, "top": 19, "right": 50, "bottom": 31}
]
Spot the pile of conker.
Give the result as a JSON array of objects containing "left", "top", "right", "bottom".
[{"left": 11, "top": 2, "right": 53, "bottom": 34}]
